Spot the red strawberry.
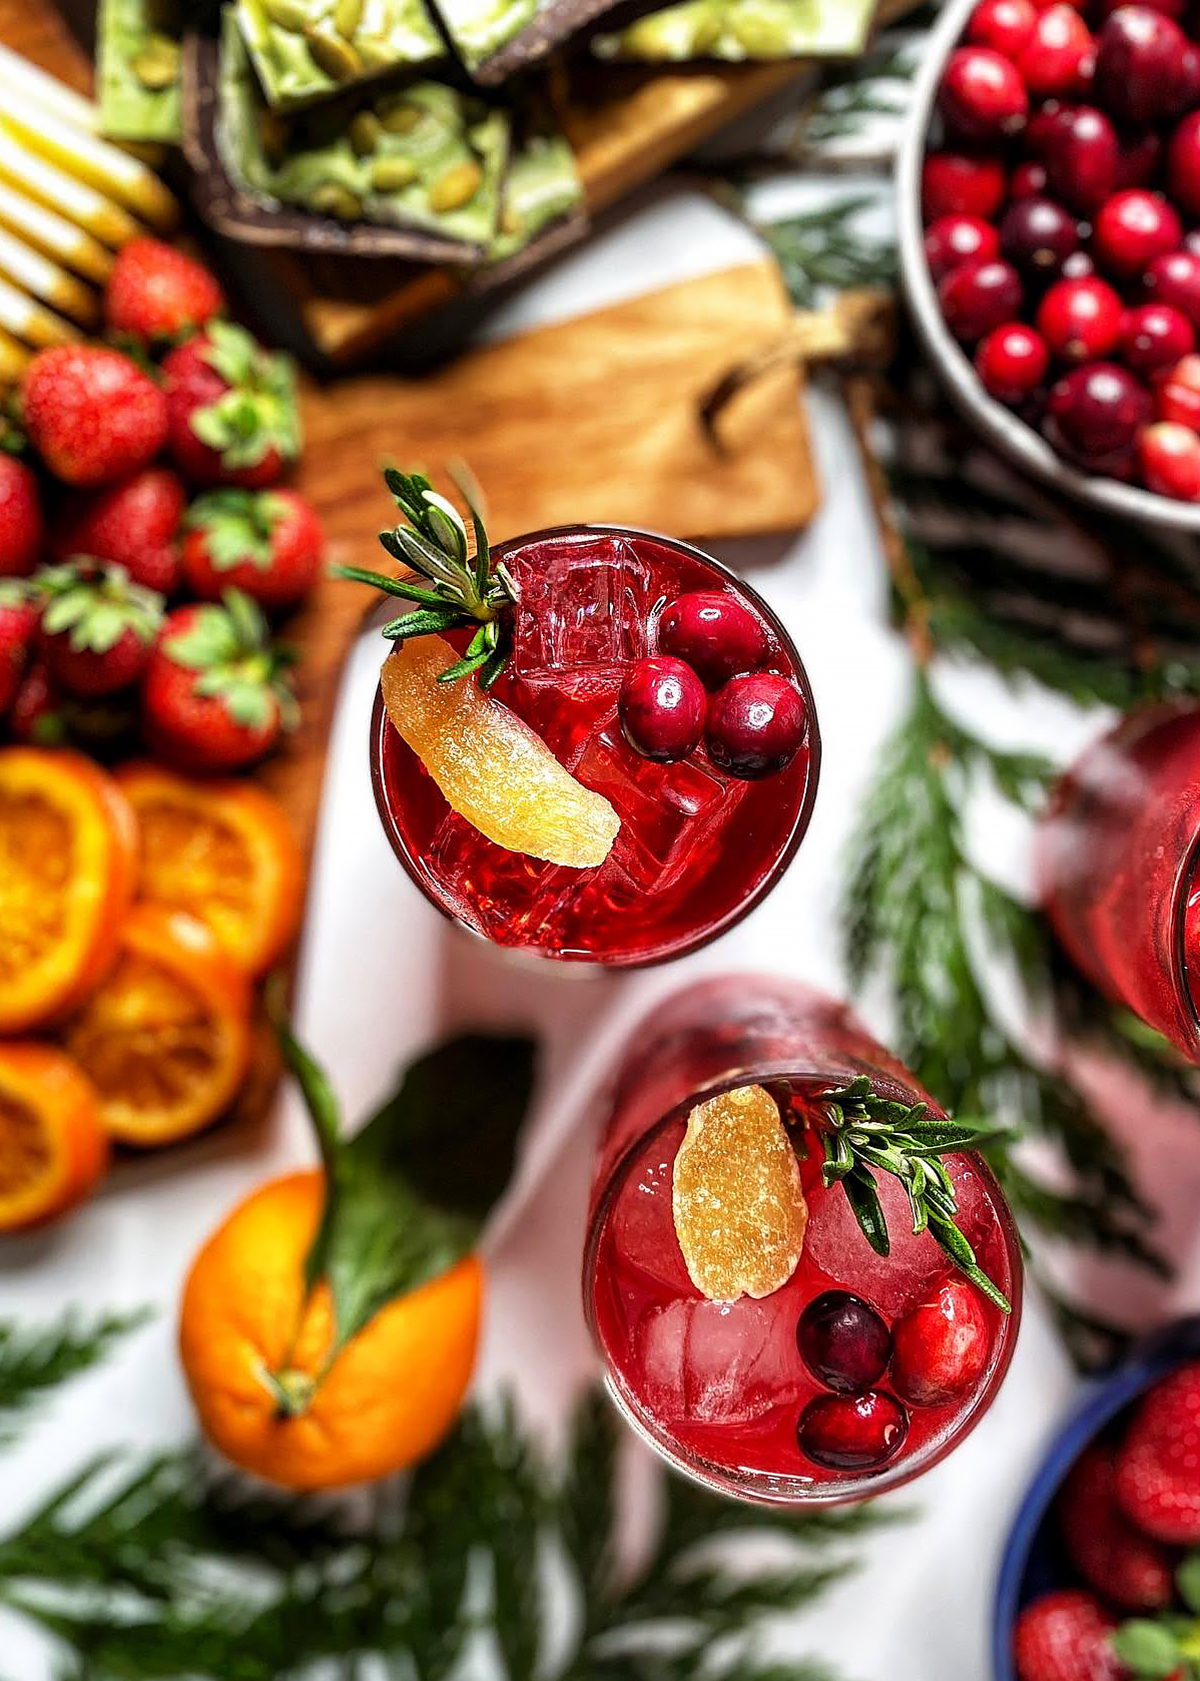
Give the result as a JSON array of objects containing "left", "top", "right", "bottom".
[
  {"left": 9, "top": 659, "right": 66, "bottom": 745},
  {"left": 0, "top": 455, "right": 43, "bottom": 576},
  {"left": 1013, "top": 1591, "right": 1127, "bottom": 1681},
  {"left": 181, "top": 487, "right": 324, "bottom": 611},
  {"left": 37, "top": 561, "right": 163, "bottom": 698},
  {"left": 104, "top": 238, "right": 225, "bottom": 346},
  {"left": 52, "top": 466, "right": 185, "bottom": 595},
  {"left": 142, "top": 590, "right": 296, "bottom": 771},
  {"left": 0, "top": 579, "right": 40, "bottom": 714},
  {"left": 22, "top": 345, "right": 168, "bottom": 488},
  {"left": 163, "top": 323, "right": 300, "bottom": 489},
  {"left": 1059, "top": 1445, "right": 1174, "bottom": 1611},
  {"left": 1116, "top": 1363, "right": 1200, "bottom": 1543}
]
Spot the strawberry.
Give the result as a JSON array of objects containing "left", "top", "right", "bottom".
[
  {"left": 1014, "top": 1591, "right": 1128, "bottom": 1681},
  {"left": 22, "top": 345, "right": 168, "bottom": 488},
  {"left": 37, "top": 561, "right": 163, "bottom": 698},
  {"left": 181, "top": 487, "right": 324, "bottom": 611},
  {"left": 142, "top": 590, "right": 296, "bottom": 771},
  {"left": 52, "top": 466, "right": 185, "bottom": 596},
  {"left": 163, "top": 323, "right": 300, "bottom": 489},
  {"left": 1116, "top": 1364, "right": 1200, "bottom": 1544},
  {"left": 9, "top": 660, "right": 66, "bottom": 745},
  {"left": 104, "top": 238, "right": 225, "bottom": 347},
  {"left": 0, "top": 455, "right": 43, "bottom": 576},
  {"left": 1060, "top": 1445, "right": 1174, "bottom": 1612},
  {"left": 0, "top": 579, "right": 40, "bottom": 714}
]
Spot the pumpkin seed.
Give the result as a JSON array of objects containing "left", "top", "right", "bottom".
[
  {"left": 428, "top": 160, "right": 482, "bottom": 212},
  {"left": 304, "top": 23, "right": 362, "bottom": 79},
  {"left": 371, "top": 155, "right": 419, "bottom": 191},
  {"left": 311, "top": 182, "right": 364, "bottom": 219},
  {"left": 262, "top": 0, "right": 309, "bottom": 29},
  {"left": 349, "top": 110, "right": 382, "bottom": 155},
  {"left": 500, "top": 203, "right": 523, "bottom": 235},
  {"left": 379, "top": 101, "right": 422, "bottom": 133},
  {"left": 333, "top": 0, "right": 364, "bottom": 36},
  {"left": 131, "top": 35, "right": 180, "bottom": 90}
]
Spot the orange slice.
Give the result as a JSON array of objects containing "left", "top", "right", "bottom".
[
  {"left": 672, "top": 1083, "right": 807, "bottom": 1302},
  {"left": 0, "top": 1042, "right": 108, "bottom": 1231},
  {"left": 116, "top": 762, "right": 305, "bottom": 979},
  {"left": 0, "top": 747, "right": 137, "bottom": 1034},
  {"left": 379, "top": 636, "right": 620, "bottom": 867},
  {"left": 63, "top": 904, "right": 252, "bottom": 1146}
]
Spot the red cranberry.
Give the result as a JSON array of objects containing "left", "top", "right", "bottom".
[
  {"left": 891, "top": 1278, "right": 992, "bottom": 1408},
  {"left": 1094, "top": 6, "right": 1192, "bottom": 125},
  {"left": 1120, "top": 302, "right": 1195, "bottom": 372},
  {"left": 925, "top": 213, "right": 1001, "bottom": 283},
  {"left": 1155, "top": 351, "right": 1200, "bottom": 426},
  {"left": 939, "top": 257, "right": 1024, "bottom": 342},
  {"left": 1145, "top": 249, "right": 1200, "bottom": 327},
  {"left": 922, "top": 150, "right": 1007, "bottom": 219},
  {"left": 797, "top": 1391, "right": 909, "bottom": 1471},
  {"left": 1037, "top": 106, "right": 1119, "bottom": 212},
  {"left": 1000, "top": 196, "right": 1079, "bottom": 281},
  {"left": 1092, "top": 190, "right": 1182, "bottom": 278},
  {"left": 939, "top": 46, "right": 1029, "bottom": 140},
  {"left": 1114, "top": 128, "right": 1162, "bottom": 190},
  {"left": 1168, "top": 111, "right": 1200, "bottom": 218},
  {"left": 657, "top": 590, "right": 768, "bottom": 689},
  {"left": 619, "top": 656, "right": 705, "bottom": 762},
  {"left": 797, "top": 1292, "right": 892, "bottom": 1395},
  {"left": 1035, "top": 275, "right": 1123, "bottom": 361},
  {"left": 705, "top": 671, "right": 806, "bottom": 780},
  {"left": 1045, "top": 361, "right": 1154, "bottom": 466},
  {"left": 1096, "top": 0, "right": 1186, "bottom": 15},
  {"left": 1011, "top": 159, "right": 1049, "bottom": 197},
  {"left": 1018, "top": 4, "right": 1093, "bottom": 94},
  {"left": 967, "top": 0, "right": 1036, "bottom": 56},
  {"left": 976, "top": 322, "right": 1050, "bottom": 402},
  {"left": 1140, "top": 420, "right": 1200, "bottom": 495}
]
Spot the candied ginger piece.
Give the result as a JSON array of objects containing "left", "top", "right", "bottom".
[
  {"left": 672, "top": 1083, "right": 807, "bottom": 1302},
  {"left": 380, "top": 636, "right": 620, "bottom": 868}
]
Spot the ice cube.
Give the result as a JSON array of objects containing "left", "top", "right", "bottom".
[
  {"left": 426, "top": 810, "right": 578, "bottom": 942},
  {"left": 635, "top": 1294, "right": 806, "bottom": 1427},
  {"left": 607, "top": 1146, "right": 693, "bottom": 1295},
  {"left": 510, "top": 535, "right": 654, "bottom": 675}
]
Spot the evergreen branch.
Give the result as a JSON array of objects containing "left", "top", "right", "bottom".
[{"left": 0, "top": 1311, "right": 150, "bottom": 1446}]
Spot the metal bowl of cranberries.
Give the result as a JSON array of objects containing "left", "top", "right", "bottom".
[{"left": 896, "top": 0, "right": 1200, "bottom": 529}]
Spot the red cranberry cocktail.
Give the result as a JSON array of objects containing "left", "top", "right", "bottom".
[
  {"left": 583, "top": 976, "right": 1021, "bottom": 1503},
  {"left": 1037, "top": 703, "right": 1200, "bottom": 1059},
  {"left": 358, "top": 471, "right": 819, "bottom": 967}
]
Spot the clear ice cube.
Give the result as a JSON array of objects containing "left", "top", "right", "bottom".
[
  {"left": 510, "top": 536, "right": 654, "bottom": 676},
  {"left": 607, "top": 1147, "right": 692, "bottom": 1294},
  {"left": 426, "top": 810, "right": 577, "bottom": 941},
  {"left": 635, "top": 1294, "right": 806, "bottom": 1427}
]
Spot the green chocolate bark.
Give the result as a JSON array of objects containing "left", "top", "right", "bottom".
[
  {"left": 593, "top": 0, "right": 879, "bottom": 62},
  {"left": 97, "top": 0, "right": 183, "bottom": 144},
  {"left": 488, "top": 122, "right": 582, "bottom": 263},
  {"left": 236, "top": 0, "right": 442, "bottom": 110},
  {"left": 427, "top": 0, "right": 539, "bottom": 75}
]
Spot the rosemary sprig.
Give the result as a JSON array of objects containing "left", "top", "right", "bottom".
[
  {"left": 336, "top": 465, "right": 519, "bottom": 686},
  {"left": 814, "top": 1076, "right": 1012, "bottom": 1313}
]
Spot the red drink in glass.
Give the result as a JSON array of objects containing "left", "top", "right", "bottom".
[
  {"left": 370, "top": 526, "right": 819, "bottom": 967},
  {"left": 583, "top": 976, "right": 1022, "bottom": 1503},
  {"left": 1037, "top": 703, "right": 1200, "bottom": 1060}
]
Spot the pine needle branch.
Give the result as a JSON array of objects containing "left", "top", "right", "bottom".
[{"left": 0, "top": 1310, "right": 150, "bottom": 1447}]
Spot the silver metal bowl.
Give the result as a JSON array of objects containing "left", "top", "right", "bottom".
[{"left": 895, "top": 0, "right": 1200, "bottom": 532}]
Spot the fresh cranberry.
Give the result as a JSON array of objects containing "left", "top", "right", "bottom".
[
  {"left": 1011, "top": 159, "right": 1049, "bottom": 197},
  {"left": 619, "top": 656, "right": 706, "bottom": 762},
  {"left": 1096, "top": 0, "right": 1186, "bottom": 15},
  {"left": 1094, "top": 6, "right": 1192, "bottom": 125},
  {"left": 1115, "top": 129, "right": 1163, "bottom": 190},
  {"left": 967, "top": 0, "right": 1036, "bottom": 56},
  {"left": 976, "top": 322, "right": 1050, "bottom": 402},
  {"left": 1045, "top": 361, "right": 1154, "bottom": 466},
  {"left": 1145, "top": 249, "right": 1200, "bottom": 327},
  {"left": 657, "top": 590, "right": 768, "bottom": 689},
  {"left": 705, "top": 671, "right": 807, "bottom": 780},
  {"left": 1120, "top": 302, "right": 1195, "bottom": 372},
  {"left": 939, "top": 257, "right": 1024, "bottom": 342},
  {"left": 1018, "top": 4, "right": 1093, "bottom": 94},
  {"left": 1139, "top": 420, "right": 1200, "bottom": 495},
  {"left": 797, "top": 1292, "right": 892, "bottom": 1395},
  {"left": 922, "top": 150, "right": 1008, "bottom": 219},
  {"left": 1168, "top": 111, "right": 1200, "bottom": 218},
  {"left": 797, "top": 1391, "right": 909, "bottom": 1471},
  {"left": 1092, "top": 191, "right": 1182, "bottom": 278},
  {"left": 1035, "top": 275, "right": 1123, "bottom": 360},
  {"left": 1155, "top": 352, "right": 1200, "bottom": 426},
  {"left": 1000, "top": 196, "right": 1079, "bottom": 282},
  {"left": 925, "top": 213, "right": 1001, "bottom": 283},
  {"left": 1037, "top": 106, "right": 1119, "bottom": 212},
  {"left": 939, "top": 46, "right": 1029, "bottom": 140},
  {"left": 891, "top": 1278, "right": 992, "bottom": 1408}
]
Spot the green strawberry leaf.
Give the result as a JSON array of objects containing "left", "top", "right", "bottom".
[
  {"left": 1179, "top": 1555, "right": 1200, "bottom": 1617},
  {"left": 1112, "top": 1620, "right": 1186, "bottom": 1677},
  {"left": 185, "top": 489, "right": 286, "bottom": 572},
  {"left": 166, "top": 603, "right": 242, "bottom": 670},
  {"left": 36, "top": 561, "right": 162, "bottom": 651},
  {"left": 192, "top": 324, "right": 302, "bottom": 471}
]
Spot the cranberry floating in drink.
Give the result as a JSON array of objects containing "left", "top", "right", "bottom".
[
  {"left": 351, "top": 470, "right": 819, "bottom": 966},
  {"left": 583, "top": 977, "right": 1021, "bottom": 1502}
]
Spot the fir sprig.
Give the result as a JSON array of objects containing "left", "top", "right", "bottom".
[{"left": 0, "top": 1310, "right": 150, "bottom": 1446}]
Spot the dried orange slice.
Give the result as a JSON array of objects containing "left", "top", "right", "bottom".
[
  {"left": 116, "top": 762, "right": 305, "bottom": 979},
  {"left": 0, "top": 1042, "right": 108, "bottom": 1231},
  {"left": 0, "top": 746, "right": 137, "bottom": 1034},
  {"left": 672, "top": 1083, "right": 807, "bottom": 1302},
  {"left": 63, "top": 904, "right": 252, "bottom": 1146},
  {"left": 380, "top": 636, "right": 620, "bottom": 867}
]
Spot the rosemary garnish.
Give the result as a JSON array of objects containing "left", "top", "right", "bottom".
[
  {"left": 336, "top": 466, "right": 519, "bottom": 686},
  {"left": 815, "top": 1076, "right": 1012, "bottom": 1313}
]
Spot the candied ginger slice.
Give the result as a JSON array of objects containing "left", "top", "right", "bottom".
[
  {"left": 672, "top": 1083, "right": 807, "bottom": 1303},
  {"left": 380, "top": 636, "right": 620, "bottom": 868}
]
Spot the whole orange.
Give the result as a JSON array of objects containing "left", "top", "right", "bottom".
[{"left": 179, "top": 1170, "right": 483, "bottom": 1490}]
